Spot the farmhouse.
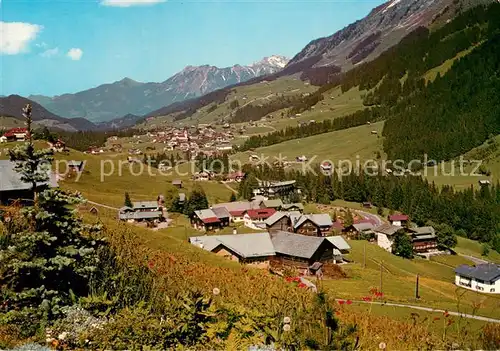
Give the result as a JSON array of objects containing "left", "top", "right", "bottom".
[
  {"left": 172, "top": 179, "right": 183, "bottom": 188},
  {"left": 191, "top": 209, "right": 224, "bottom": 232},
  {"left": 0, "top": 160, "right": 58, "bottom": 205},
  {"left": 132, "top": 201, "right": 160, "bottom": 212},
  {"left": 455, "top": 264, "right": 500, "bottom": 294},
  {"left": 212, "top": 201, "right": 258, "bottom": 222},
  {"left": 374, "top": 223, "right": 405, "bottom": 253},
  {"left": 189, "top": 233, "right": 275, "bottom": 268},
  {"left": 343, "top": 222, "right": 376, "bottom": 240},
  {"left": 261, "top": 199, "right": 284, "bottom": 210},
  {"left": 291, "top": 213, "right": 333, "bottom": 237},
  {"left": 243, "top": 208, "right": 277, "bottom": 230},
  {"left": 410, "top": 226, "right": 438, "bottom": 253},
  {"left": 67, "top": 160, "right": 85, "bottom": 172},
  {"left": 270, "top": 231, "right": 340, "bottom": 270},
  {"left": 281, "top": 203, "right": 304, "bottom": 212},
  {"left": 118, "top": 207, "right": 163, "bottom": 223},
  {"left": 2, "top": 128, "right": 29, "bottom": 142},
  {"left": 265, "top": 211, "right": 303, "bottom": 232},
  {"left": 388, "top": 214, "right": 409, "bottom": 227},
  {"left": 225, "top": 171, "right": 246, "bottom": 182},
  {"left": 375, "top": 223, "right": 438, "bottom": 254},
  {"left": 253, "top": 180, "right": 297, "bottom": 200}
]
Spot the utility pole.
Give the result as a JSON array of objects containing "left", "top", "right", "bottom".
[
  {"left": 416, "top": 274, "right": 420, "bottom": 299},
  {"left": 363, "top": 242, "right": 366, "bottom": 269},
  {"left": 380, "top": 260, "right": 383, "bottom": 294}
]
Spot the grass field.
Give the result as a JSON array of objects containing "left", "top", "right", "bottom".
[
  {"left": 324, "top": 240, "right": 500, "bottom": 319},
  {"left": 0, "top": 116, "right": 24, "bottom": 129},
  {"left": 424, "top": 47, "right": 475, "bottom": 83},
  {"left": 454, "top": 237, "right": 500, "bottom": 264},
  {"left": 231, "top": 121, "right": 384, "bottom": 166}
]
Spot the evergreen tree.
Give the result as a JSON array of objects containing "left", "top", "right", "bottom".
[
  {"left": 229, "top": 192, "right": 237, "bottom": 202},
  {"left": 184, "top": 186, "right": 209, "bottom": 215},
  {"left": 124, "top": 192, "right": 133, "bottom": 207},
  {"left": 344, "top": 209, "right": 354, "bottom": 227},
  {"left": 0, "top": 104, "right": 104, "bottom": 330},
  {"left": 392, "top": 232, "right": 414, "bottom": 259}
]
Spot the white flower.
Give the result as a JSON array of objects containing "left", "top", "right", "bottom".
[
  {"left": 283, "top": 316, "right": 291, "bottom": 324},
  {"left": 379, "top": 342, "right": 387, "bottom": 349},
  {"left": 283, "top": 324, "right": 291, "bottom": 332},
  {"left": 213, "top": 287, "right": 220, "bottom": 295},
  {"left": 58, "top": 331, "right": 68, "bottom": 340},
  {"left": 46, "top": 337, "right": 55, "bottom": 343}
]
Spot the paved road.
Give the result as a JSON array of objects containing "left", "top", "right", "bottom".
[
  {"left": 358, "top": 210, "right": 384, "bottom": 226},
  {"left": 336, "top": 299, "right": 500, "bottom": 324},
  {"left": 458, "top": 253, "right": 490, "bottom": 265}
]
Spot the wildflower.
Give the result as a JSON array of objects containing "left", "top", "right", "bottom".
[
  {"left": 370, "top": 287, "right": 378, "bottom": 295},
  {"left": 293, "top": 277, "right": 301, "bottom": 283},
  {"left": 283, "top": 324, "right": 291, "bottom": 332},
  {"left": 444, "top": 310, "right": 450, "bottom": 318},
  {"left": 346, "top": 300, "right": 352, "bottom": 305},
  {"left": 58, "top": 332, "right": 68, "bottom": 340},
  {"left": 362, "top": 296, "right": 372, "bottom": 302},
  {"left": 46, "top": 338, "right": 55, "bottom": 344},
  {"left": 447, "top": 319, "right": 454, "bottom": 326},
  {"left": 376, "top": 292, "right": 384, "bottom": 298},
  {"left": 335, "top": 311, "right": 341, "bottom": 316},
  {"left": 212, "top": 287, "right": 220, "bottom": 296},
  {"left": 285, "top": 277, "right": 293, "bottom": 283},
  {"left": 283, "top": 316, "right": 291, "bottom": 324},
  {"left": 433, "top": 317, "right": 440, "bottom": 321},
  {"left": 148, "top": 260, "right": 155, "bottom": 269},
  {"left": 297, "top": 283, "right": 306, "bottom": 288},
  {"left": 379, "top": 342, "right": 387, "bottom": 350},
  {"left": 338, "top": 300, "right": 345, "bottom": 305}
]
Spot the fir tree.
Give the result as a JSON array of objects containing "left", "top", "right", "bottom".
[
  {"left": 229, "top": 192, "right": 237, "bottom": 202},
  {"left": 124, "top": 192, "right": 133, "bottom": 207},
  {"left": 392, "top": 232, "right": 414, "bottom": 259},
  {"left": 0, "top": 104, "right": 105, "bottom": 329},
  {"left": 184, "top": 186, "right": 209, "bottom": 215}
]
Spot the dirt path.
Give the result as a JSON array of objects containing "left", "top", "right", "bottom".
[
  {"left": 87, "top": 200, "right": 119, "bottom": 211},
  {"left": 336, "top": 299, "right": 500, "bottom": 324},
  {"left": 222, "top": 182, "right": 238, "bottom": 194}
]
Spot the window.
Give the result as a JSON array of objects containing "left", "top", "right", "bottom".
[
  {"left": 490, "top": 288, "right": 495, "bottom": 292},
  {"left": 476, "top": 286, "right": 484, "bottom": 291}
]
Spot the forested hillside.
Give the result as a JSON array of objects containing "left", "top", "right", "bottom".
[{"left": 328, "top": 3, "right": 500, "bottom": 162}]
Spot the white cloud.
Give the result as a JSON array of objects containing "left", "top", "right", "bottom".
[
  {"left": 67, "top": 48, "right": 83, "bottom": 61},
  {"left": 101, "top": 0, "right": 166, "bottom": 7},
  {"left": 0, "top": 21, "right": 43, "bottom": 55},
  {"left": 40, "top": 47, "right": 59, "bottom": 58}
]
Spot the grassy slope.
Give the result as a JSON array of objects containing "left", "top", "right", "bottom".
[
  {"left": 231, "top": 121, "right": 385, "bottom": 165},
  {"left": 423, "top": 47, "right": 476, "bottom": 83},
  {"left": 454, "top": 237, "right": 500, "bottom": 264},
  {"left": 0, "top": 116, "right": 24, "bottom": 129}
]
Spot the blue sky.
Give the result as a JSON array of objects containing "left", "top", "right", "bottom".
[{"left": 0, "top": 0, "right": 385, "bottom": 97}]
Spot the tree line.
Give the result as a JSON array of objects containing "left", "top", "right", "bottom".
[
  {"left": 238, "top": 107, "right": 383, "bottom": 151},
  {"left": 239, "top": 164, "right": 500, "bottom": 253}
]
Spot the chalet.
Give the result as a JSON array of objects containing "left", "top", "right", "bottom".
[
  {"left": 211, "top": 206, "right": 231, "bottom": 227},
  {"left": 410, "top": 226, "right": 438, "bottom": 253},
  {"left": 225, "top": 171, "right": 246, "bottom": 182},
  {"left": 132, "top": 201, "right": 160, "bottom": 212},
  {"left": 189, "top": 233, "right": 275, "bottom": 268},
  {"left": 118, "top": 207, "right": 162, "bottom": 223},
  {"left": 243, "top": 208, "right": 276, "bottom": 230},
  {"left": 270, "top": 231, "right": 339, "bottom": 270},
  {"left": 172, "top": 179, "right": 183, "bottom": 188},
  {"left": 455, "top": 264, "right": 500, "bottom": 294},
  {"left": 191, "top": 209, "right": 223, "bottom": 232},
  {"left": 388, "top": 214, "right": 409, "bottom": 227},
  {"left": 0, "top": 160, "right": 58, "bottom": 205},
  {"left": 212, "top": 201, "right": 256, "bottom": 222},
  {"left": 216, "top": 143, "right": 233, "bottom": 152},
  {"left": 479, "top": 180, "right": 491, "bottom": 187},
  {"left": 320, "top": 162, "right": 333, "bottom": 174},
  {"left": 193, "top": 171, "right": 210, "bottom": 181},
  {"left": 253, "top": 180, "right": 297, "bottom": 200},
  {"left": 67, "top": 160, "right": 85, "bottom": 172},
  {"left": 2, "top": 128, "right": 29, "bottom": 142},
  {"left": 261, "top": 199, "right": 283, "bottom": 210},
  {"left": 375, "top": 224, "right": 438, "bottom": 254},
  {"left": 265, "top": 211, "right": 303, "bottom": 232},
  {"left": 343, "top": 222, "right": 376, "bottom": 240},
  {"left": 291, "top": 213, "right": 333, "bottom": 237},
  {"left": 296, "top": 155, "right": 308, "bottom": 162},
  {"left": 362, "top": 202, "right": 372, "bottom": 209},
  {"left": 281, "top": 203, "right": 304, "bottom": 212},
  {"left": 374, "top": 224, "right": 405, "bottom": 252},
  {"left": 326, "top": 236, "right": 351, "bottom": 255},
  {"left": 51, "top": 139, "right": 67, "bottom": 152}
]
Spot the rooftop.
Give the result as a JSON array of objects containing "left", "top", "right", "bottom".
[
  {"left": 190, "top": 233, "right": 275, "bottom": 258},
  {"left": 0, "top": 160, "right": 58, "bottom": 192},
  {"left": 374, "top": 223, "right": 404, "bottom": 236},
  {"left": 291, "top": 213, "right": 333, "bottom": 229},
  {"left": 455, "top": 264, "right": 500, "bottom": 282},
  {"left": 245, "top": 208, "right": 276, "bottom": 220},
  {"left": 388, "top": 214, "right": 409, "bottom": 221},
  {"left": 326, "top": 236, "right": 351, "bottom": 251},
  {"left": 271, "top": 231, "right": 330, "bottom": 260},
  {"left": 132, "top": 201, "right": 158, "bottom": 210}
]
